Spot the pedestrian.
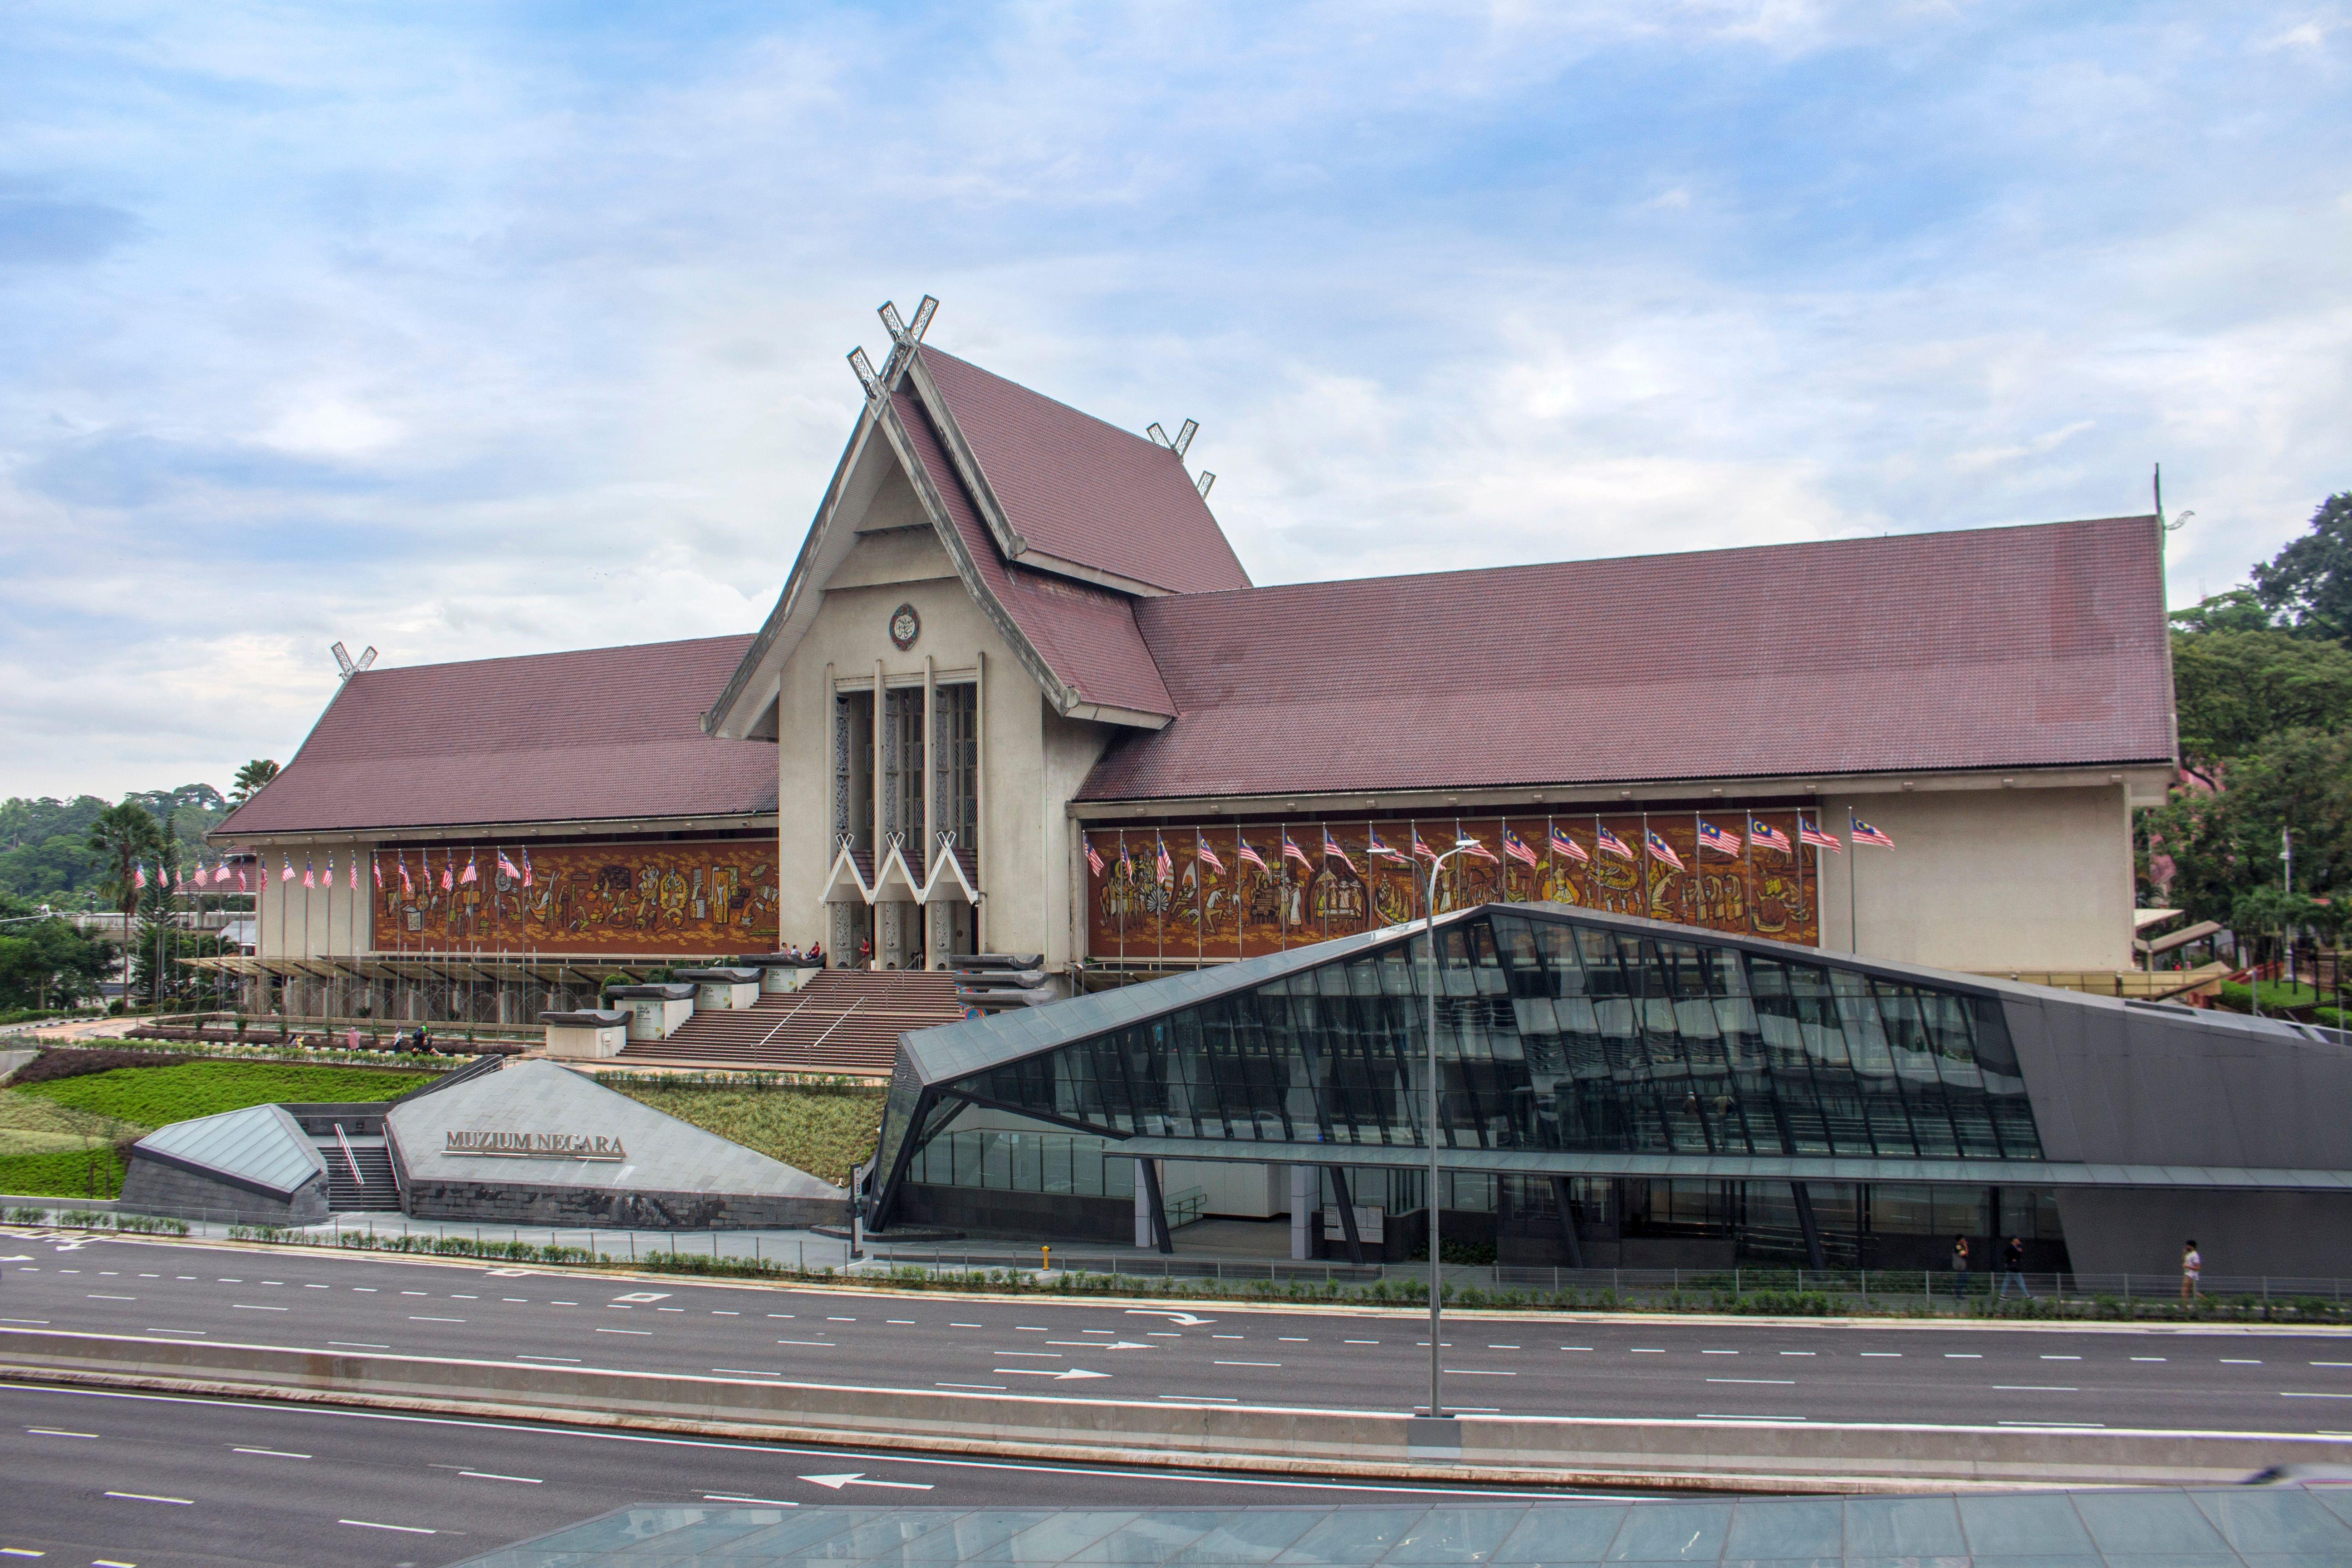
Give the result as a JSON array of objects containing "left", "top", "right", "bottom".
[
  {"left": 1997, "top": 1235, "right": 2032, "bottom": 1300},
  {"left": 2182, "top": 1239, "right": 2202, "bottom": 1300},
  {"left": 1951, "top": 1234, "right": 1972, "bottom": 1299}
]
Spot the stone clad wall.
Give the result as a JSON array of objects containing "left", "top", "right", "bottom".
[{"left": 399, "top": 1180, "right": 843, "bottom": 1230}]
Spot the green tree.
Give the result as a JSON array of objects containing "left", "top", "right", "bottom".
[
  {"left": 2171, "top": 628, "right": 2352, "bottom": 784},
  {"left": 228, "top": 760, "right": 279, "bottom": 806},
  {"left": 85, "top": 802, "right": 162, "bottom": 996},
  {"left": 0, "top": 900, "right": 115, "bottom": 1012},
  {"left": 2149, "top": 728, "right": 2352, "bottom": 932},
  {"left": 2252, "top": 492, "right": 2352, "bottom": 643}
]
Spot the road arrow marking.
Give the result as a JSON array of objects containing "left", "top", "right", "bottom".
[
  {"left": 1046, "top": 1340, "right": 1156, "bottom": 1350},
  {"left": 995, "top": 1367, "right": 1111, "bottom": 1380},
  {"left": 1125, "top": 1309, "right": 1213, "bottom": 1325},
  {"left": 798, "top": 1473, "right": 935, "bottom": 1491}
]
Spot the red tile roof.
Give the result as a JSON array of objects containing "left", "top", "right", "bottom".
[
  {"left": 895, "top": 389, "right": 1177, "bottom": 720},
  {"left": 1079, "top": 516, "right": 2175, "bottom": 802},
  {"left": 919, "top": 348, "right": 1250, "bottom": 596},
  {"left": 216, "top": 635, "right": 778, "bottom": 837}
]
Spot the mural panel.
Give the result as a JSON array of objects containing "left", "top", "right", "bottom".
[
  {"left": 1084, "top": 811, "right": 1819, "bottom": 964},
  {"left": 372, "top": 838, "right": 779, "bottom": 956}
]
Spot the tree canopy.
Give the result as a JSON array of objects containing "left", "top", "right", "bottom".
[{"left": 2251, "top": 491, "right": 2352, "bottom": 643}]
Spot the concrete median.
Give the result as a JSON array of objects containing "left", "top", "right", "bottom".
[{"left": 1, "top": 1327, "right": 2340, "bottom": 1492}]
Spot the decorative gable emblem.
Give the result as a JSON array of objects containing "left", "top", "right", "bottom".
[{"left": 889, "top": 603, "right": 920, "bottom": 651}]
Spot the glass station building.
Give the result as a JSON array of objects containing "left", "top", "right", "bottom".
[{"left": 874, "top": 904, "right": 2352, "bottom": 1278}]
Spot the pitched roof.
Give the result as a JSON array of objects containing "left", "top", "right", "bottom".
[
  {"left": 894, "top": 389, "right": 1177, "bottom": 720},
  {"left": 217, "top": 635, "right": 778, "bottom": 838},
  {"left": 917, "top": 348, "right": 1250, "bottom": 596},
  {"left": 1078, "top": 515, "right": 2176, "bottom": 802}
]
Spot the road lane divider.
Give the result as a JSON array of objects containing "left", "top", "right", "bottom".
[{"left": 2, "top": 1326, "right": 2345, "bottom": 1494}]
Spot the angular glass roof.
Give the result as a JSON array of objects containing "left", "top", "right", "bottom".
[
  {"left": 133, "top": 1102, "right": 323, "bottom": 1197},
  {"left": 448, "top": 1488, "right": 2352, "bottom": 1566}
]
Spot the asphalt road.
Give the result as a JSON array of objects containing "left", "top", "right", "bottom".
[
  {"left": 0, "top": 1382, "right": 1602, "bottom": 1568},
  {"left": 4, "top": 1232, "right": 2349, "bottom": 1437}
]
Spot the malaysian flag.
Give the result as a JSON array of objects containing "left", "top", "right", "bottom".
[
  {"left": 303, "top": 858, "right": 316, "bottom": 889},
  {"left": 1798, "top": 818, "right": 1842, "bottom": 853},
  {"left": 1156, "top": 835, "right": 1174, "bottom": 884},
  {"left": 1501, "top": 826, "right": 1539, "bottom": 867},
  {"left": 281, "top": 856, "right": 296, "bottom": 882},
  {"left": 1645, "top": 830, "right": 1685, "bottom": 872},
  {"left": 1366, "top": 828, "right": 1406, "bottom": 863},
  {"left": 1548, "top": 825, "right": 1589, "bottom": 863},
  {"left": 1696, "top": 819, "right": 1741, "bottom": 857},
  {"left": 1085, "top": 839, "right": 1105, "bottom": 877},
  {"left": 497, "top": 849, "right": 522, "bottom": 882},
  {"left": 133, "top": 862, "right": 147, "bottom": 890},
  {"left": 1410, "top": 833, "right": 1437, "bottom": 862},
  {"left": 440, "top": 856, "right": 454, "bottom": 891},
  {"left": 1748, "top": 818, "right": 1792, "bottom": 854},
  {"left": 237, "top": 866, "right": 249, "bottom": 892},
  {"left": 373, "top": 854, "right": 383, "bottom": 889},
  {"left": 1322, "top": 832, "right": 1357, "bottom": 875},
  {"left": 324, "top": 853, "right": 334, "bottom": 889},
  {"left": 1851, "top": 817, "right": 1896, "bottom": 850},
  {"left": 460, "top": 853, "right": 478, "bottom": 885},
  {"left": 1460, "top": 835, "right": 1498, "bottom": 862},
  {"left": 398, "top": 853, "right": 413, "bottom": 895},
  {"left": 1237, "top": 838, "right": 1269, "bottom": 873},
  {"left": 348, "top": 856, "right": 358, "bottom": 889},
  {"left": 1196, "top": 835, "right": 1225, "bottom": 875},
  {"left": 1117, "top": 842, "right": 1133, "bottom": 880},
  {"left": 1281, "top": 832, "right": 1313, "bottom": 869},
  {"left": 1593, "top": 823, "right": 1635, "bottom": 861},
  {"left": 520, "top": 846, "right": 534, "bottom": 887}
]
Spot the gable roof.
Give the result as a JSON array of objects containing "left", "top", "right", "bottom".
[
  {"left": 217, "top": 635, "right": 778, "bottom": 838},
  {"left": 913, "top": 348, "right": 1250, "bottom": 596},
  {"left": 1078, "top": 515, "right": 2176, "bottom": 803}
]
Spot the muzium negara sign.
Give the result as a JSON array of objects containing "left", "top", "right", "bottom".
[{"left": 445, "top": 1130, "right": 627, "bottom": 1161}]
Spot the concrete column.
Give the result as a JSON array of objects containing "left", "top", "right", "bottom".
[{"left": 1290, "top": 1164, "right": 1314, "bottom": 1261}]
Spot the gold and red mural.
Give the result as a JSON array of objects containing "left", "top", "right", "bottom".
[
  {"left": 1085, "top": 813, "right": 1820, "bottom": 963},
  {"left": 371, "top": 838, "right": 779, "bottom": 956}
]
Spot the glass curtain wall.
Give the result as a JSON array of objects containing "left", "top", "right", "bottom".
[{"left": 932, "top": 909, "right": 2041, "bottom": 1165}]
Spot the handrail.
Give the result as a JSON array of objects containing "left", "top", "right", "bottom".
[{"left": 331, "top": 1123, "right": 364, "bottom": 1186}]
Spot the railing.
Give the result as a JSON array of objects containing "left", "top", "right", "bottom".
[
  {"left": 1164, "top": 1186, "right": 1207, "bottom": 1228},
  {"left": 330, "top": 1124, "right": 364, "bottom": 1187}
]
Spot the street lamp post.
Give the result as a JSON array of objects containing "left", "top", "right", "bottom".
[{"left": 1421, "top": 838, "right": 1483, "bottom": 1420}]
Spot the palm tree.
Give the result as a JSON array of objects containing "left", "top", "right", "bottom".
[
  {"left": 229, "top": 759, "right": 280, "bottom": 806},
  {"left": 87, "top": 802, "right": 162, "bottom": 1003}
]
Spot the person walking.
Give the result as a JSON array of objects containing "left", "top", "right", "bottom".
[
  {"left": 1997, "top": 1236, "right": 2032, "bottom": 1301},
  {"left": 2182, "top": 1240, "right": 2202, "bottom": 1300},
  {"left": 1951, "top": 1234, "right": 1972, "bottom": 1301}
]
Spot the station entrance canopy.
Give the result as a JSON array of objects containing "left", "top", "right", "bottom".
[{"left": 874, "top": 904, "right": 2352, "bottom": 1232}]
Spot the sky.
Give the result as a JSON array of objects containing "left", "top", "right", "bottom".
[{"left": 2, "top": 1, "right": 2347, "bottom": 801}]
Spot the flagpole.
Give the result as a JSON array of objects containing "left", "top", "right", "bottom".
[{"left": 1847, "top": 811, "right": 1859, "bottom": 954}]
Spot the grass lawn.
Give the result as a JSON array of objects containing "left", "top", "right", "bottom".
[
  {"left": 609, "top": 1084, "right": 884, "bottom": 1188},
  {"left": 12, "top": 1061, "right": 429, "bottom": 1129},
  {"left": 0, "top": 1061, "right": 431, "bottom": 1199}
]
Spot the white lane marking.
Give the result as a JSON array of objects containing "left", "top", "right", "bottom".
[
  {"left": 353, "top": 1288, "right": 376, "bottom": 1293},
  {"left": 1146, "top": 1333, "right": 1182, "bottom": 1338},
  {"left": 459, "top": 1470, "right": 541, "bottom": 1484},
  {"left": 2000, "top": 1420, "right": 2105, "bottom": 1428},
  {"left": 549, "top": 1301, "right": 578, "bottom": 1306},
  {"left": 303, "top": 1284, "right": 328, "bottom": 1291},
  {"left": 1698, "top": 1413, "right": 1805, "bottom": 1421},
  {"left": 1778, "top": 1351, "right": 1816, "bottom": 1357},
  {"left": 768, "top": 1314, "right": 794, "bottom": 1320},
  {"left": 408, "top": 1316, "right": 465, "bottom": 1323},
  {"left": 1046, "top": 1340, "right": 1154, "bottom": 1350},
  {"left": 712, "top": 1310, "right": 739, "bottom": 1316},
  {"left": 936, "top": 1382, "right": 1006, "bottom": 1391},
  {"left": 1994, "top": 1385, "right": 2079, "bottom": 1392},
  {"left": 1346, "top": 1339, "right": 1379, "bottom": 1345},
  {"left": 1214, "top": 1360, "right": 1280, "bottom": 1367},
  {"left": 950, "top": 1322, "right": 981, "bottom": 1328},
  {"left": 1707, "top": 1378, "right": 1794, "bottom": 1385},
  {"left": 1280, "top": 1337, "right": 1309, "bottom": 1343},
  {"left": 597, "top": 1328, "right": 652, "bottom": 1336},
  {"left": 329, "top": 1342, "right": 389, "bottom": 1349},
  {"left": 27, "top": 1427, "right": 95, "bottom": 1438},
  {"left": 885, "top": 1319, "right": 914, "bottom": 1325},
  {"left": 451, "top": 1294, "right": 478, "bottom": 1300},
  {"left": 230, "top": 1304, "right": 287, "bottom": 1312},
  {"left": 2041, "top": 1355, "right": 2081, "bottom": 1361},
  {"left": 1157, "top": 1393, "right": 1238, "bottom": 1402},
  {"left": 799, "top": 1472, "right": 933, "bottom": 1491},
  {"left": 990, "top": 1351, "right": 1060, "bottom": 1358},
  {"left": 2222, "top": 1358, "right": 2264, "bottom": 1365},
  {"left": 400, "top": 1291, "right": 426, "bottom": 1297},
  {"left": 1016, "top": 1326, "right": 1048, "bottom": 1332},
  {"left": 232, "top": 1447, "right": 310, "bottom": 1458},
  {"left": 1945, "top": 1353, "right": 1982, "bottom": 1359},
  {"left": 0, "top": 1319, "right": 49, "bottom": 1326},
  {"left": 2312, "top": 1362, "right": 2352, "bottom": 1367},
  {"left": 105, "top": 1490, "right": 192, "bottom": 1504},
  {"left": 826, "top": 1316, "right": 856, "bottom": 1323},
  {"left": 86, "top": 1294, "right": 136, "bottom": 1301},
  {"left": 2132, "top": 1357, "right": 2167, "bottom": 1362},
  {"left": 515, "top": 1355, "right": 581, "bottom": 1363},
  {"left": 1487, "top": 1344, "right": 1519, "bottom": 1350},
  {"left": 1212, "top": 1334, "right": 1244, "bottom": 1340},
  {"left": 145, "top": 1329, "right": 205, "bottom": 1337},
  {"left": 505, "top": 1298, "right": 529, "bottom": 1304},
  {"left": 0, "top": 1547, "right": 44, "bottom": 1558},
  {"left": 1702, "top": 1350, "right": 1738, "bottom": 1355},
  {"left": 705, "top": 1493, "right": 799, "bottom": 1506},
  {"left": 340, "top": 1519, "right": 436, "bottom": 1534},
  {"left": 1445, "top": 1369, "right": 1517, "bottom": 1377},
  {"left": 776, "top": 1339, "right": 835, "bottom": 1347},
  {"left": 712, "top": 1367, "right": 780, "bottom": 1377},
  {"left": 657, "top": 1308, "right": 683, "bottom": 1313},
  {"left": 2281, "top": 1392, "right": 2352, "bottom": 1399}
]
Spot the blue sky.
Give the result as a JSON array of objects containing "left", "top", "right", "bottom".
[{"left": 3, "top": 2, "right": 2347, "bottom": 799}]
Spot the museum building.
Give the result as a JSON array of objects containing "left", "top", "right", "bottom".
[{"left": 211, "top": 297, "right": 2181, "bottom": 1046}]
